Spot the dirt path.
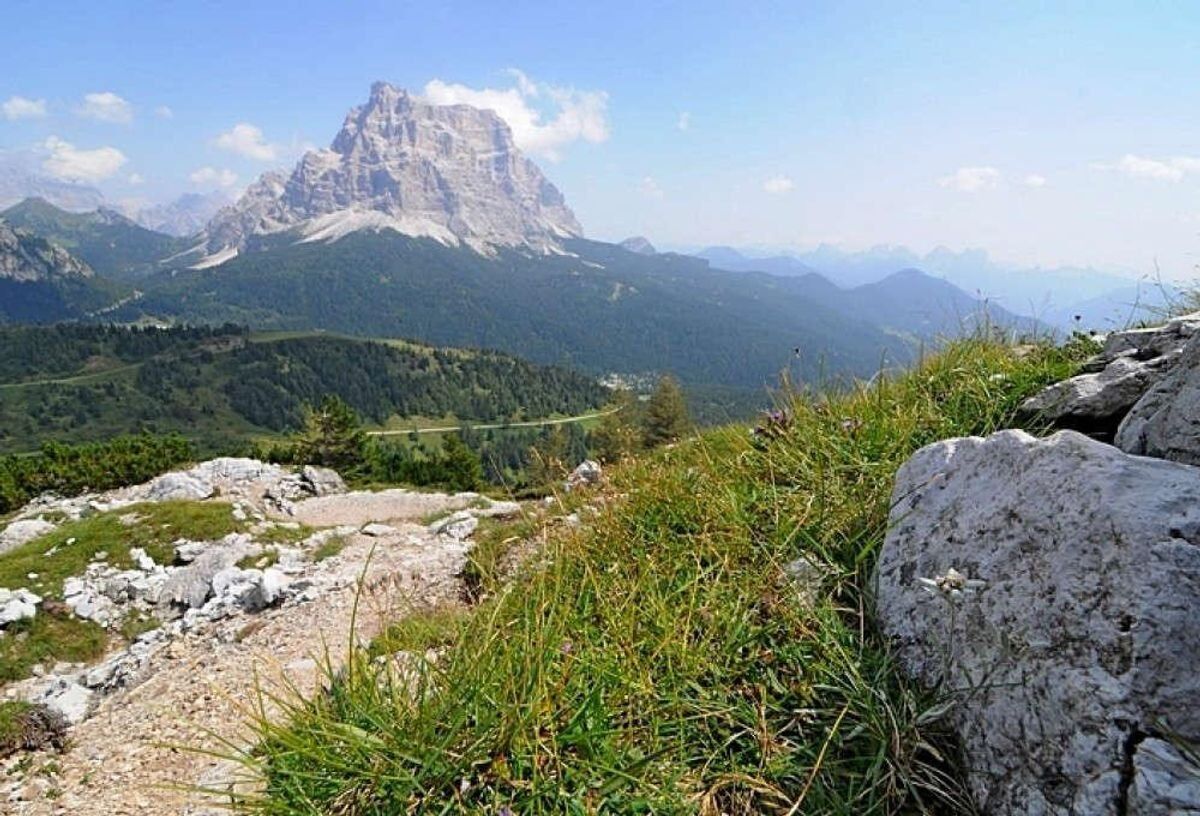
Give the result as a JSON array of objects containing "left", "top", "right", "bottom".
[{"left": 4, "top": 493, "right": 481, "bottom": 815}]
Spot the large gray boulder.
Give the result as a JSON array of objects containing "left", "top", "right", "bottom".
[
  {"left": 1021, "top": 312, "right": 1200, "bottom": 437},
  {"left": 877, "top": 430, "right": 1200, "bottom": 815},
  {"left": 1116, "top": 332, "right": 1200, "bottom": 466}
]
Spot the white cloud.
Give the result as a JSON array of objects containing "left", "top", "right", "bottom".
[
  {"left": 189, "top": 166, "right": 239, "bottom": 188},
  {"left": 1023, "top": 174, "right": 1047, "bottom": 188},
  {"left": 1096, "top": 153, "right": 1200, "bottom": 182},
  {"left": 938, "top": 166, "right": 1001, "bottom": 192},
  {"left": 422, "top": 72, "right": 609, "bottom": 161},
  {"left": 155, "top": 105, "right": 173, "bottom": 119},
  {"left": 127, "top": 172, "right": 144, "bottom": 185},
  {"left": 78, "top": 91, "right": 133, "bottom": 123},
  {"left": 677, "top": 112, "right": 691, "bottom": 131},
  {"left": 763, "top": 175, "right": 795, "bottom": 194},
  {"left": 41, "top": 136, "right": 127, "bottom": 182},
  {"left": 2, "top": 96, "right": 47, "bottom": 120},
  {"left": 638, "top": 176, "right": 664, "bottom": 199},
  {"left": 214, "top": 123, "right": 278, "bottom": 161}
]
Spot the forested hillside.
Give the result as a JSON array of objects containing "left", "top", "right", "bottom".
[
  {"left": 107, "top": 233, "right": 915, "bottom": 390},
  {"left": 0, "top": 325, "right": 608, "bottom": 454}
]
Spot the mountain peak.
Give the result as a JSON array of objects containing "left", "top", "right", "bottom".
[
  {"left": 202, "top": 82, "right": 581, "bottom": 261},
  {"left": 619, "top": 236, "right": 656, "bottom": 255}
]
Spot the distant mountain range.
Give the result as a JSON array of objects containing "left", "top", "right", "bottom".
[
  {"left": 0, "top": 81, "right": 1047, "bottom": 411},
  {"left": 694, "top": 245, "right": 1178, "bottom": 331},
  {"left": 1, "top": 197, "right": 189, "bottom": 278}
]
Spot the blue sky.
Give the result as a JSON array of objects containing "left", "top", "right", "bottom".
[{"left": 2, "top": 1, "right": 1198, "bottom": 277}]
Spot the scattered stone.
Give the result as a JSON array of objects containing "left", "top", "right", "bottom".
[
  {"left": 471, "top": 500, "right": 522, "bottom": 519},
  {"left": 162, "top": 547, "right": 244, "bottom": 610},
  {"left": 782, "top": 555, "right": 824, "bottom": 607},
  {"left": 39, "top": 682, "right": 95, "bottom": 725},
  {"left": 129, "top": 547, "right": 156, "bottom": 572},
  {"left": 361, "top": 522, "right": 397, "bottom": 537},
  {"left": 0, "top": 589, "right": 40, "bottom": 626},
  {"left": 142, "top": 472, "right": 214, "bottom": 503},
  {"left": 301, "top": 465, "right": 347, "bottom": 496},
  {"left": 565, "top": 459, "right": 602, "bottom": 491},
  {"left": 877, "top": 429, "right": 1200, "bottom": 815},
  {"left": 429, "top": 511, "right": 477, "bottom": 540}
]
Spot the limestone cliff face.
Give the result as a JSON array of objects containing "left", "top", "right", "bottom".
[
  {"left": 0, "top": 221, "right": 93, "bottom": 282},
  {"left": 204, "top": 82, "right": 582, "bottom": 257}
]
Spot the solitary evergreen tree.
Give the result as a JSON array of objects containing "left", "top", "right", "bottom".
[
  {"left": 296, "top": 395, "right": 367, "bottom": 473},
  {"left": 642, "top": 375, "right": 691, "bottom": 448},
  {"left": 439, "top": 434, "right": 484, "bottom": 492},
  {"left": 590, "top": 389, "right": 642, "bottom": 463}
]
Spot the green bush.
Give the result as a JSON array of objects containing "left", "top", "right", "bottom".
[{"left": 0, "top": 434, "right": 193, "bottom": 514}]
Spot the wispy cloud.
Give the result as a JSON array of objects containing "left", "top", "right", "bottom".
[
  {"left": 938, "top": 166, "right": 1001, "bottom": 192},
  {"left": 423, "top": 71, "right": 608, "bottom": 162},
  {"left": 677, "top": 112, "right": 691, "bottom": 131},
  {"left": 78, "top": 91, "right": 133, "bottom": 123},
  {"left": 2, "top": 96, "right": 47, "bottom": 120},
  {"left": 41, "top": 136, "right": 127, "bottom": 182},
  {"left": 189, "top": 166, "right": 239, "bottom": 188},
  {"left": 1023, "top": 174, "right": 1047, "bottom": 188},
  {"left": 155, "top": 105, "right": 174, "bottom": 119},
  {"left": 127, "top": 172, "right": 144, "bottom": 185},
  {"left": 763, "top": 175, "right": 795, "bottom": 194},
  {"left": 1093, "top": 153, "right": 1200, "bottom": 182},
  {"left": 214, "top": 123, "right": 278, "bottom": 161}
]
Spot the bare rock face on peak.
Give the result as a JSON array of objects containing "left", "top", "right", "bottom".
[
  {"left": 204, "top": 82, "right": 582, "bottom": 258},
  {"left": 0, "top": 221, "right": 93, "bottom": 282}
]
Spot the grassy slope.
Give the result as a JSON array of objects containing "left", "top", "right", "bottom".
[{"left": 237, "top": 339, "right": 1085, "bottom": 815}]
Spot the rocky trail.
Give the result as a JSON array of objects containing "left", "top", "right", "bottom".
[{"left": 0, "top": 461, "right": 532, "bottom": 814}]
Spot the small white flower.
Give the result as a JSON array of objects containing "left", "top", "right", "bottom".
[{"left": 918, "top": 567, "right": 985, "bottom": 599}]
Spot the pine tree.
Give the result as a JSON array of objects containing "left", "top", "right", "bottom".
[
  {"left": 296, "top": 395, "right": 367, "bottom": 473},
  {"left": 589, "top": 389, "right": 642, "bottom": 463},
  {"left": 642, "top": 375, "right": 691, "bottom": 448},
  {"left": 439, "top": 434, "right": 484, "bottom": 492}
]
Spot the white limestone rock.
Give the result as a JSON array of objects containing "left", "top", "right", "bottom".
[
  {"left": 0, "top": 588, "right": 40, "bottom": 626},
  {"left": 1021, "top": 312, "right": 1200, "bottom": 436},
  {"left": 1115, "top": 332, "right": 1200, "bottom": 466},
  {"left": 565, "top": 459, "right": 602, "bottom": 491},
  {"left": 0, "top": 518, "right": 56, "bottom": 554},
  {"left": 39, "top": 681, "right": 94, "bottom": 725},
  {"left": 428, "top": 511, "right": 477, "bottom": 541},
  {"left": 876, "top": 429, "right": 1200, "bottom": 815},
  {"left": 302, "top": 465, "right": 346, "bottom": 496}
]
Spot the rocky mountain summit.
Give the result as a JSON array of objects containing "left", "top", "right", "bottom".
[
  {"left": 878, "top": 315, "right": 1200, "bottom": 815},
  {"left": 0, "top": 221, "right": 92, "bottom": 282},
  {"left": 203, "top": 82, "right": 582, "bottom": 260}
]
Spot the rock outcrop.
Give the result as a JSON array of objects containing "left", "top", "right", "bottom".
[
  {"left": 1115, "top": 332, "right": 1200, "bottom": 466},
  {"left": 1021, "top": 312, "right": 1200, "bottom": 439},
  {"left": 0, "top": 222, "right": 93, "bottom": 282},
  {"left": 203, "top": 81, "right": 581, "bottom": 259},
  {"left": 877, "top": 429, "right": 1200, "bottom": 815}
]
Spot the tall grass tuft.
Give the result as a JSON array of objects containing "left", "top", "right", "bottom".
[{"left": 233, "top": 339, "right": 1085, "bottom": 815}]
